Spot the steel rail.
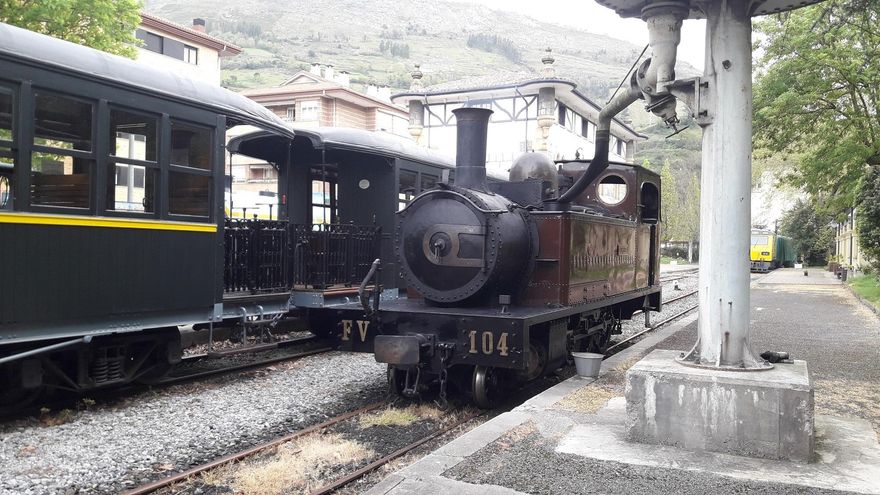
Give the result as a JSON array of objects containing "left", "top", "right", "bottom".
[
  {"left": 606, "top": 303, "right": 698, "bottom": 354},
  {"left": 309, "top": 410, "right": 486, "bottom": 495},
  {"left": 158, "top": 345, "right": 333, "bottom": 386},
  {"left": 122, "top": 401, "right": 389, "bottom": 495}
]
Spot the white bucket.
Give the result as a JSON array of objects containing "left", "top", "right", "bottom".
[{"left": 572, "top": 352, "right": 603, "bottom": 378}]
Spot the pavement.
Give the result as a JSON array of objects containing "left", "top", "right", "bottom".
[{"left": 367, "top": 268, "right": 880, "bottom": 495}]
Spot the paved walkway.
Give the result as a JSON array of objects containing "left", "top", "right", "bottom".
[{"left": 367, "top": 269, "right": 880, "bottom": 495}]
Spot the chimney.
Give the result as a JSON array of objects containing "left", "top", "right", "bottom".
[
  {"left": 366, "top": 84, "right": 379, "bottom": 97},
  {"left": 336, "top": 70, "right": 350, "bottom": 87},
  {"left": 310, "top": 63, "right": 322, "bottom": 76},
  {"left": 377, "top": 86, "right": 391, "bottom": 101},
  {"left": 452, "top": 107, "right": 493, "bottom": 191},
  {"left": 541, "top": 47, "right": 556, "bottom": 78},
  {"left": 192, "top": 18, "right": 206, "bottom": 33},
  {"left": 323, "top": 64, "right": 334, "bottom": 81}
]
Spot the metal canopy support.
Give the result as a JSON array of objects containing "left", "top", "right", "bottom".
[{"left": 677, "top": 0, "right": 768, "bottom": 369}]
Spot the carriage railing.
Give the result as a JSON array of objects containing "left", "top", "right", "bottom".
[
  {"left": 223, "top": 220, "right": 382, "bottom": 295},
  {"left": 224, "top": 218, "right": 290, "bottom": 294},
  {"left": 291, "top": 223, "right": 382, "bottom": 290}
]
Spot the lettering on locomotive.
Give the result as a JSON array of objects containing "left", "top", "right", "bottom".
[
  {"left": 341, "top": 319, "right": 371, "bottom": 342},
  {"left": 467, "top": 330, "right": 510, "bottom": 357}
]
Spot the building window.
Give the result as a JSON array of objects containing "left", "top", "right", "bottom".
[
  {"left": 136, "top": 29, "right": 163, "bottom": 54},
  {"left": 183, "top": 45, "right": 198, "bottom": 65},
  {"left": 558, "top": 103, "right": 566, "bottom": 126},
  {"left": 300, "top": 101, "right": 319, "bottom": 122},
  {"left": 285, "top": 107, "right": 296, "bottom": 122},
  {"left": 617, "top": 139, "right": 626, "bottom": 157}
]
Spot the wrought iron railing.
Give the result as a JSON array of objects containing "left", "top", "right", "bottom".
[
  {"left": 291, "top": 224, "right": 382, "bottom": 289},
  {"left": 223, "top": 220, "right": 381, "bottom": 294},
  {"left": 224, "top": 218, "right": 289, "bottom": 294}
]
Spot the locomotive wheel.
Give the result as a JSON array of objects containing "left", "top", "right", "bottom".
[
  {"left": 522, "top": 338, "right": 548, "bottom": 382},
  {"left": 472, "top": 365, "right": 502, "bottom": 409}
]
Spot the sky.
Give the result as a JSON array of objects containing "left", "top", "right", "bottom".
[{"left": 460, "top": 0, "right": 706, "bottom": 71}]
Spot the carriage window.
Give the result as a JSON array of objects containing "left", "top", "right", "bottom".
[
  {"left": 32, "top": 92, "right": 93, "bottom": 209},
  {"left": 0, "top": 89, "right": 11, "bottom": 142},
  {"left": 311, "top": 179, "right": 335, "bottom": 224},
  {"left": 170, "top": 120, "right": 212, "bottom": 170},
  {"left": 421, "top": 174, "right": 438, "bottom": 192},
  {"left": 0, "top": 89, "right": 13, "bottom": 209},
  {"left": 399, "top": 170, "right": 417, "bottom": 210},
  {"left": 109, "top": 164, "right": 155, "bottom": 212},
  {"left": 597, "top": 174, "right": 627, "bottom": 206},
  {"left": 111, "top": 109, "right": 157, "bottom": 162},
  {"left": 31, "top": 152, "right": 92, "bottom": 208},
  {"left": 169, "top": 171, "right": 210, "bottom": 217},
  {"left": 34, "top": 92, "right": 92, "bottom": 151}
]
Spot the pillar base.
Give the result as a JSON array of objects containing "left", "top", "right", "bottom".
[{"left": 626, "top": 349, "right": 814, "bottom": 461}]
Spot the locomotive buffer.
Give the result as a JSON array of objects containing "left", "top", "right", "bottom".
[{"left": 592, "top": 0, "right": 823, "bottom": 461}]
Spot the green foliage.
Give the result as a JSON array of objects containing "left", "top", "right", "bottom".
[
  {"left": 779, "top": 199, "right": 834, "bottom": 265},
  {"left": 0, "top": 0, "right": 141, "bottom": 58},
  {"left": 659, "top": 160, "right": 681, "bottom": 241},
  {"left": 466, "top": 33, "right": 521, "bottom": 63},
  {"left": 753, "top": 1, "right": 880, "bottom": 213},
  {"left": 856, "top": 165, "right": 880, "bottom": 265},
  {"left": 681, "top": 173, "right": 700, "bottom": 242},
  {"left": 378, "top": 40, "right": 410, "bottom": 58}
]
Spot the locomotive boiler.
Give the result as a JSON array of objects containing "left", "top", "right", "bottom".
[{"left": 309, "top": 107, "right": 662, "bottom": 407}]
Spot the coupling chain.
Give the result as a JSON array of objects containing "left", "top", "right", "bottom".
[{"left": 437, "top": 343, "right": 454, "bottom": 409}]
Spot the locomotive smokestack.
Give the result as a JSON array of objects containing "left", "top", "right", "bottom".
[{"left": 452, "top": 107, "right": 493, "bottom": 191}]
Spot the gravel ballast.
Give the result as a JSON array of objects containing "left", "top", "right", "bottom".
[{"left": 0, "top": 352, "right": 386, "bottom": 495}]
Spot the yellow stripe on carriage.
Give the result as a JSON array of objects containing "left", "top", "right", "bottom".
[{"left": 0, "top": 212, "right": 217, "bottom": 232}]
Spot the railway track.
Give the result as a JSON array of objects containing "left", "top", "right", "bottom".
[
  {"left": 659, "top": 267, "right": 699, "bottom": 282},
  {"left": 606, "top": 289, "right": 698, "bottom": 355},
  {"left": 125, "top": 292, "right": 702, "bottom": 495},
  {"left": 160, "top": 335, "right": 332, "bottom": 386},
  {"left": 123, "top": 400, "right": 485, "bottom": 495},
  {"left": 0, "top": 335, "right": 333, "bottom": 420}
]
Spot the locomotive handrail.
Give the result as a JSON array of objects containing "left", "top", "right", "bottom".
[{"left": 358, "top": 258, "right": 382, "bottom": 315}]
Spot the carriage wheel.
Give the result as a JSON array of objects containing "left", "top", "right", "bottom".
[
  {"left": 0, "top": 364, "right": 45, "bottom": 415},
  {"left": 472, "top": 365, "right": 502, "bottom": 409}
]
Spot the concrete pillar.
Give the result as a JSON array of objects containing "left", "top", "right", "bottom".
[
  {"left": 684, "top": 0, "right": 766, "bottom": 369},
  {"left": 408, "top": 100, "right": 425, "bottom": 145},
  {"left": 535, "top": 87, "right": 555, "bottom": 151}
]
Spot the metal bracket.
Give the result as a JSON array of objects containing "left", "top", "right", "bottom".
[{"left": 666, "top": 77, "right": 712, "bottom": 126}]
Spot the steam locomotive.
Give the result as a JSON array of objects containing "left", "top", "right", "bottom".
[{"left": 310, "top": 107, "right": 662, "bottom": 407}]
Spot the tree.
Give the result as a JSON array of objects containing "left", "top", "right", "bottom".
[
  {"left": 659, "top": 159, "right": 681, "bottom": 243},
  {"left": 779, "top": 199, "right": 834, "bottom": 265},
  {"left": 0, "top": 0, "right": 142, "bottom": 58},
  {"left": 753, "top": 1, "right": 880, "bottom": 214},
  {"left": 681, "top": 173, "right": 701, "bottom": 262},
  {"left": 856, "top": 165, "right": 880, "bottom": 268}
]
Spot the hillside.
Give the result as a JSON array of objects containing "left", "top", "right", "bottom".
[{"left": 142, "top": 0, "right": 698, "bottom": 101}]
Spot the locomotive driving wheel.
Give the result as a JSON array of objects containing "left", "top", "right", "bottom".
[{"left": 472, "top": 365, "right": 502, "bottom": 409}]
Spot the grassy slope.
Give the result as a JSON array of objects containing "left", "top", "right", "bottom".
[
  {"left": 850, "top": 275, "right": 880, "bottom": 310},
  {"left": 142, "top": 0, "right": 697, "bottom": 99}
]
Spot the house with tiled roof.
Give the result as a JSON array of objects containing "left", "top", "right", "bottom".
[
  {"left": 136, "top": 13, "right": 242, "bottom": 84},
  {"left": 240, "top": 65, "right": 409, "bottom": 135},
  {"left": 392, "top": 50, "right": 645, "bottom": 178}
]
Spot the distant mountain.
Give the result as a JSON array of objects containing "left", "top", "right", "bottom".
[{"left": 142, "top": 0, "right": 698, "bottom": 101}]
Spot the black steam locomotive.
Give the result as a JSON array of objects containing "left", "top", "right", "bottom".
[{"left": 310, "top": 108, "right": 662, "bottom": 407}]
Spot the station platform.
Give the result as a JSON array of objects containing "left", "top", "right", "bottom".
[{"left": 368, "top": 268, "right": 880, "bottom": 494}]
